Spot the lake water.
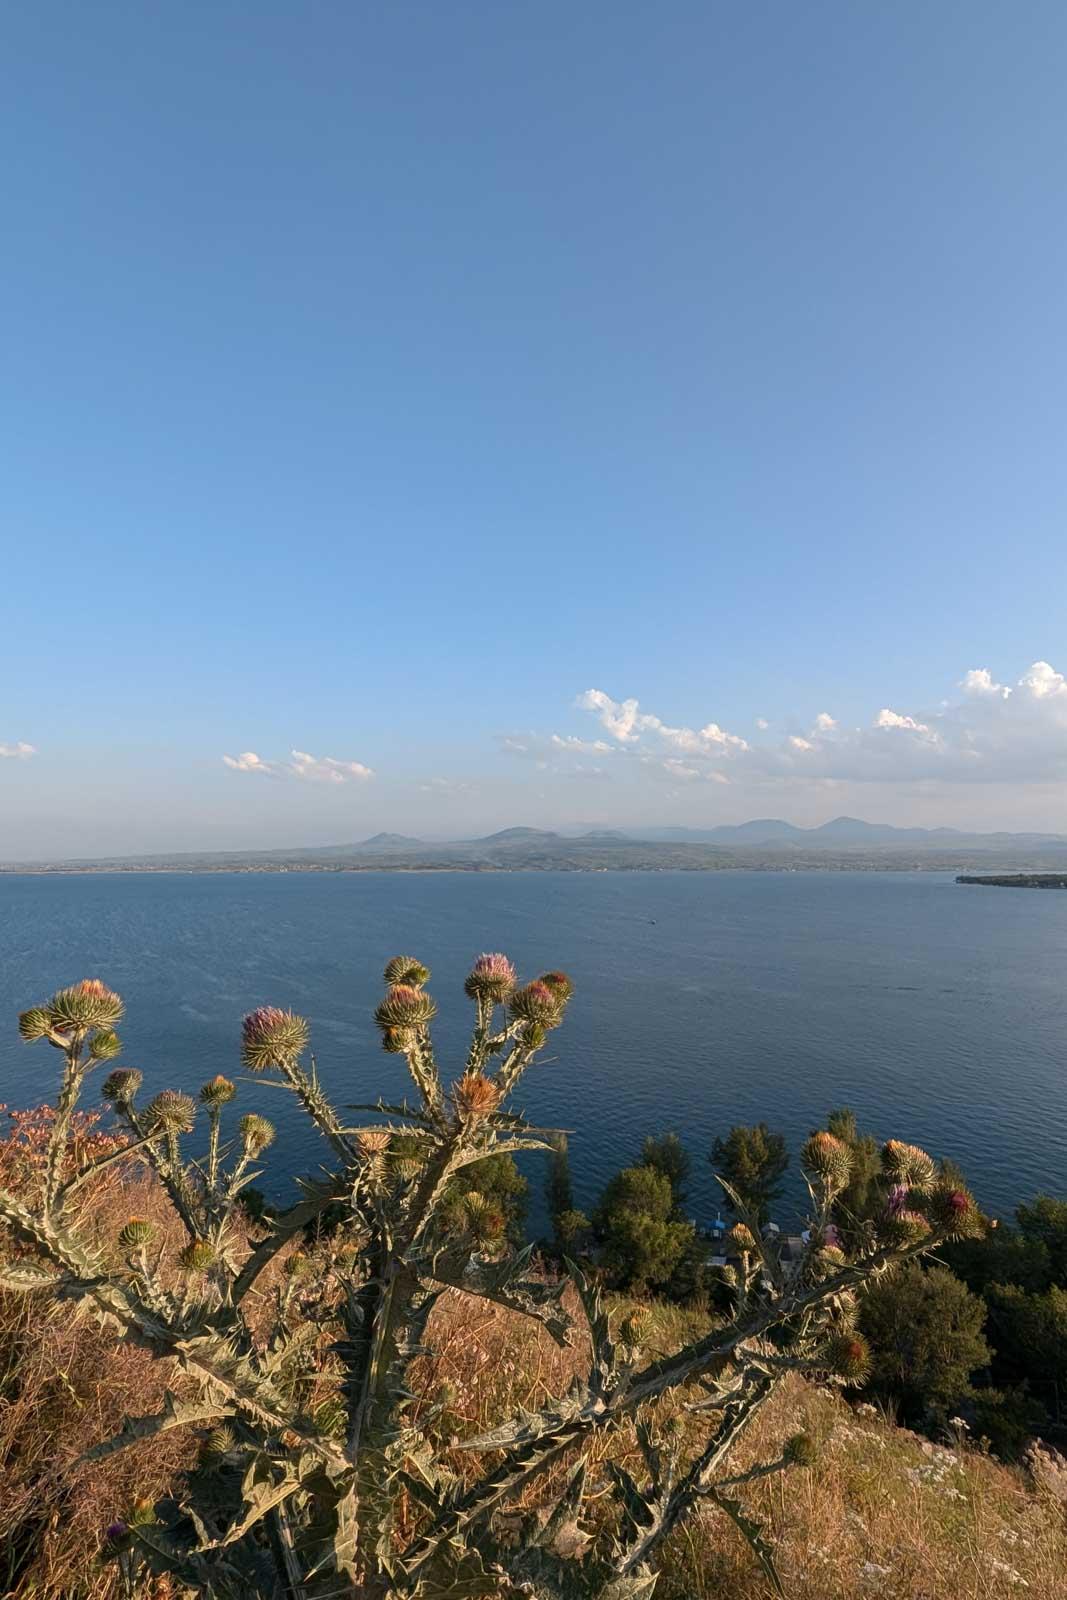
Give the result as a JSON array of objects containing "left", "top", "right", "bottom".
[{"left": 0, "top": 870, "right": 1064, "bottom": 1234}]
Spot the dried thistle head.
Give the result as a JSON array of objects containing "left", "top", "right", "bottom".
[
  {"left": 241, "top": 1007, "right": 309, "bottom": 1072},
  {"left": 882, "top": 1139, "right": 936, "bottom": 1193},
  {"left": 383, "top": 955, "right": 431, "bottom": 988},
  {"left": 238, "top": 1113, "right": 275, "bottom": 1154},
  {"left": 147, "top": 1090, "right": 197, "bottom": 1134},
  {"left": 728, "top": 1222, "right": 757, "bottom": 1253},
  {"left": 374, "top": 985, "right": 436, "bottom": 1031},
  {"left": 452, "top": 1071, "right": 502, "bottom": 1122},
  {"left": 102, "top": 1067, "right": 143, "bottom": 1105},
  {"left": 464, "top": 953, "right": 517, "bottom": 1004},
  {"left": 619, "top": 1307, "right": 652, "bottom": 1347},
  {"left": 199, "top": 1074, "right": 236, "bottom": 1107},
  {"left": 357, "top": 1129, "right": 392, "bottom": 1156}
]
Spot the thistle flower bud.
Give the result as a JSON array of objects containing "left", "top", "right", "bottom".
[
  {"left": 538, "top": 971, "right": 574, "bottom": 1003},
  {"left": 129, "top": 1497, "right": 157, "bottom": 1527},
  {"left": 147, "top": 1090, "right": 196, "bottom": 1134},
  {"left": 179, "top": 1239, "right": 217, "bottom": 1274},
  {"left": 881, "top": 1208, "right": 931, "bottom": 1247},
  {"left": 728, "top": 1223, "right": 757, "bottom": 1254},
  {"left": 383, "top": 956, "right": 430, "bottom": 987},
  {"left": 881, "top": 1140, "right": 936, "bottom": 1194},
  {"left": 392, "top": 1155, "right": 423, "bottom": 1183},
  {"left": 199, "top": 1074, "right": 236, "bottom": 1107},
  {"left": 47, "top": 979, "right": 124, "bottom": 1032},
  {"left": 619, "top": 1308, "right": 652, "bottom": 1347},
  {"left": 88, "top": 1028, "right": 122, "bottom": 1061},
  {"left": 238, "top": 1113, "right": 275, "bottom": 1154},
  {"left": 463, "top": 1195, "right": 505, "bottom": 1246},
  {"left": 374, "top": 985, "right": 436, "bottom": 1030},
  {"left": 380, "top": 1026, "right": 411, "bottom": 1054},
  {"left": 102, "top": 1067, "right": 143, "bottom": 1105},
  {"left": 18, "top": 1007, "right": 51, "bottom": 1042},
  {"left": 201, "top": 1424, "right": 236, "bottom": 1460},
  {"left": 784, "top": 1432, "right": 818, "bottom": 1468},
  {"left": 508, "top": 981, "right": 563, "bottom": 1028},
  {"left": 452, "top": 1071, "right": 502, "bottom": 1122},
  {"left": 102, "top": 1520, "right": 130, "bottom": 1553},
  {"left": 118, "top": 1218, "right": 156, "bottom": 1251},
  {"left": 821, "top": 1332, "right": 871, "bottom": 1384},
  {"left": 927, "top": 1183, "right": 983, "bottom": 1238},
  {"left": 464, "top": 953, "right": 517, "bottom": 1003},
  {"left": 285, "top": 1251, "right": 315, "bottom": 1280},
  {"left": 241, "top": 1007, "right": 309, "bottom": 1071},
  {"left": 811, "top": 1243, "right": 848, "bottom": 1280},
  {"left": 801, "top": 1131, "right": 853, "bottom": 1192}
]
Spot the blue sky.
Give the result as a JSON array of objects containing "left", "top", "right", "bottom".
[{"left": 4, "top": 3, "right": 1067, "bottom": 856}]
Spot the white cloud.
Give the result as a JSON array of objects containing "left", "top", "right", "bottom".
[
  {"left": 755, "top": 717, "right": 769, "bottom": 731},
  {"left": 962, "top": 668, "right": 1010, "bottom": 699},
  {"left": 874, "top": 708, "right": 935, "bottom": 737},
  {"left": 577, "top": 689, "right": 749, "bottom": 757},
  {"left": 289, "top": 750, "right": 373, "bottom": 784},
  {"left": 557, "top": 662, "right": 1067, "bottom": 788},
  {"left": 222, "top": 750, "right": 274, "bottom": 775},
  {"left": 223, "top": 749, "right": 373, "bottom": 783},
  {"left": 0, "top": 741, "right": 36, "bottom": 759}
]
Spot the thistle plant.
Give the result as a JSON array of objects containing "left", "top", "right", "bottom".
[{"left": 0, "top": 959, "right": 984, "bottom": 1599}]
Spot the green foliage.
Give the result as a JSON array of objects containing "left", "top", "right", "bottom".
[
  {"left": 710, "top": 1123, "right": 789, "bottom": 1225},
  {"left": 594, "top": 1165, "right": 695, "bottom": 1293},
  {"left": 0, "top": 960, "right": 972, "bottom": 1599},
  {"left": 860, "top": 1263, "right": 990, "bottom": 1423},
  {"left": 1017, "top": 1194, "right": 1067, "bottom": 1285},
  {"left": 639, "top": 1132, "right": 690, "bottom": 1213},
  {"left": 546, "top": 1131, "right": 575, "bottom": 1252},
  {"left": 824, "top": 1108, "right": 883, "bottom": 1240}
]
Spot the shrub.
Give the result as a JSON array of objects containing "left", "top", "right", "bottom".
[
  {"left": 860, "top": 1262, "right": 991, "bottom": 1424},
  {"left": 0, "top": 962, "right": 983, "bottom": 1598}
]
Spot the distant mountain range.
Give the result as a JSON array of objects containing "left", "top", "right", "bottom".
[{"left": 10, "top": 815, "right": 1067, "bottom": 875}]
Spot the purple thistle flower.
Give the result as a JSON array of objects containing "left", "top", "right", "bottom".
[
  {"left": 885, "top": 1183, "right": 910, "bottom": 1219},
  {"left": 822, "top": 1223, "right": 841, "bottom": 1248},
  {"left": 105, "top": 1521, "right": 129, "bottom": 1541}
]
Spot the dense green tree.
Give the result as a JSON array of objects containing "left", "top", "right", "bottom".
[
  {"left": 984, "top": 1283, "right": 1067, "bottom": 1423},
  {"left": 593, "top": 1164, "right": 695, "bottom": 1293},
  {"left": 710, "top": 1122, "right": 788, "bottom": 1224},
  {"left": 943, "top": 1225, "right": 1052, "bottom": 1297},
  {"left": 545, "top": 1132, "right": 575, "bottom": 1252},
  {"left": 1017, "top": 1195, "right": 1067, "bottom": 1286},
  {"left": 823, "top": 1108, "right": 882, "bottom": 1243},
  {"left": 640, "top": 1131, "right": 691, "bottom": 1212},
  {"left": 860, "top": 1263, "right": 990, "bottom": 1424},
  {"left": 445, "top": 1151, "right": 528, "bottom": 1246}
]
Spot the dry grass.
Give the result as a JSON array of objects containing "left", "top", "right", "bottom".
[{"left": 1, "top": 1114, "right": 1065, "bottom": 1599}]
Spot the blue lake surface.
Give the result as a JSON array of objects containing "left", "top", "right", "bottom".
[{"left": 0, "top": 871, "right": 1064, "bottom": 1234}]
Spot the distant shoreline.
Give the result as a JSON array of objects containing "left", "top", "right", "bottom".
[
  {"left": 1, "top": 859, "right": 1061, "bottom": 878},
  {"left": 956, "top": 873, "right": 1067, "bottom": 889}
]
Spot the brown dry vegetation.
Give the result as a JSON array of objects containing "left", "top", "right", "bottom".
[{"left": 1, "top": 1112, "right": 1065, "bottom": 1600}]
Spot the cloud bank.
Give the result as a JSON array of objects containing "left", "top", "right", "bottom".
[
  {"left": 501, "top": 662, "right": 1067, "bottom": 789},
  {"left": 223, "top": 749, "right": 373, "bottom": 784},
  {"left": 0, "top": 742, "right": 36, "bottom": 760}
]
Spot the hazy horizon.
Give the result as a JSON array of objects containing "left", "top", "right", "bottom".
[{"left": 6, "top": 6, "right": 1067, "bottom": 858}]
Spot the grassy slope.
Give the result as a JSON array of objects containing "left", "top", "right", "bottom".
[{"left": 0, "top": 1135, "right": 1064, "bottom": 1599}]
